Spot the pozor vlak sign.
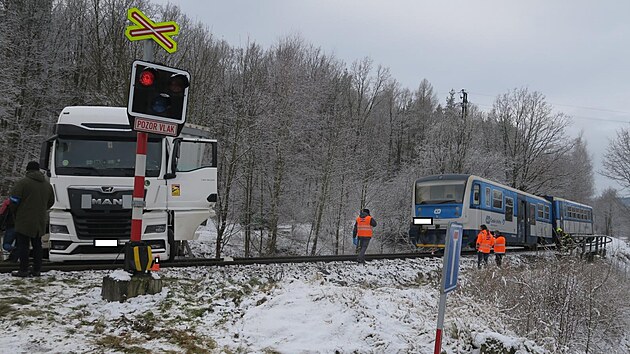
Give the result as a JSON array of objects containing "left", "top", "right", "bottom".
[{"left": 134, "top": 117, "right": 178, "bottom": 136}]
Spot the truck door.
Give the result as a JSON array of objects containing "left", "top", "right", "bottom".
[{"left": 166, "top": 138, "right": 218, "bottom": 241}]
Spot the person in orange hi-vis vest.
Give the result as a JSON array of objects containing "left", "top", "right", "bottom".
[
  {"left": 352, "top": 208, "right": 377, "bottom": 263},
  {"left": 493, "top": 231, "right": 506, "bottom": 267},
  {"left": 476, "top": 224, "right": 494, "bottom": 269}
]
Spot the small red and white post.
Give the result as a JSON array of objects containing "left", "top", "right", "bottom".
[{"left": 434, "top": 292, "right": 447, "bottom": 354}]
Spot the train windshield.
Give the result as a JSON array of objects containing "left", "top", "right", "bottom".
[{"left": 415, "top": 180, "right": 466, "bottom": 204}]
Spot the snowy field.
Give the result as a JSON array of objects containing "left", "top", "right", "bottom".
[{"left": 1, "top": 227, "right": 629, "bottom": 353}]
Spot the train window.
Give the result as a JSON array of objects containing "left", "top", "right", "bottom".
[
  {"left": 544, "top": 205, "right": 550, "bottom": 219},
  {"left": 505, "top": 197, "right": 513, "bottom": 221},
  {"left": 485, "top": 187, "right": 491, "bottom": 207},
  {"left": 537, "top": 204, "right": 544, "bottom": 218},
  {"left": 529, "top": 204, "right": 537, "bottom": 225},
  {"left": 473, "top": 184, "right": 480, "bottom": 205},
  {"left": 492, "top": 190, "right": 503, "bottom": 209}
]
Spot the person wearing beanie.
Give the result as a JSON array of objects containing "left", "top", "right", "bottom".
[
  {"left": 26, "top": 161, "right": 40, "bottom": 171},
  {"left": 9, "top": 161, "right": 54, "bottom": 277},
  {"left": 352, "top": 208, "right": 377, "bottom": 263}
]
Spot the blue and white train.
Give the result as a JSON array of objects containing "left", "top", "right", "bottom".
[
  {"left": 408, "top": 174, "right": 593, "bottom": 249},
  {"left": 544, "top": 197, "right": 594, "bottom": 236}
]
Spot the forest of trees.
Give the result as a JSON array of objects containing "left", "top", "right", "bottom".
[{"left": 1, "top": 0, "right": 627, "bottom": 257}]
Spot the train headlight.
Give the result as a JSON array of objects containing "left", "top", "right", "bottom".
[{"left": 413, "top": 217, "right": 433, "bottom": 225}]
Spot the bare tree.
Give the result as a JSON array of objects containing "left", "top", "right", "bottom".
[
  {"left": 556, "top": 134, "right": 594, "bottom": 202},
  {"left": 602, "top": 127, "right": 630, "bottom": 190},
  {"left": 592, "top": 188, "right": 630, "bottom": 238},
  {"left": 490, "top": 88, "right": 572, "bottom": 194},
  {"left": 0, "top": 0, "right": 59, "bottom": 190}
]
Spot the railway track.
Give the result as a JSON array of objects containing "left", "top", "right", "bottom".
[
  {"left": 0, "top": 247, "right": 549, "bottom": 274},
  {"left": 0, "top": 251, "right": 464, "bottom": 274}
]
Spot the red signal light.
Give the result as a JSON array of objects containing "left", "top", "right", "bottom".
[{"left": 139, "top": 69, "right": 156, "bottom": 87}]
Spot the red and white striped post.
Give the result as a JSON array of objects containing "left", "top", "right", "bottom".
[
  {"left": 130, "top": 131, "right": 148, "bottom": 242},
  {"left": 129, "top": 40, "right": 154, "bottom": 244}
]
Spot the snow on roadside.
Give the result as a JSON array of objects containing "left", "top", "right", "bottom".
[{"left": 0, "top": 256, "right": 548, "bottom": 353}]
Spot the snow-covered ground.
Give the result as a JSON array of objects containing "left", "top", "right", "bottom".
[{"left": 0, "top": 226, "right": 628, "bottom": 353}]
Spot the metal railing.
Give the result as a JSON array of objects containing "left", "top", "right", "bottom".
[{"left": 568, "top": 234, "right": 612, "bottom": 261}]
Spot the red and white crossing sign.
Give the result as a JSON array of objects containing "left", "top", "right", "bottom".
[{"left": 125, "top": 8, "right": 179, "bottom": 53}]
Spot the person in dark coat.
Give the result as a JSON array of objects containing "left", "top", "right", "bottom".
[
  {"left": 10, "top": 161, "right": 55, "bottom": 277},
  {"left": 352, "top": 208, "right": 377, "bottom": 263}
]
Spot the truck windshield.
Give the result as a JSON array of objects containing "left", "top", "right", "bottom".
[
  {"left": 54, "top": 138, "right": 162, "bottom": 177},
  {"left": 415, "top": 180, "right": 466, "bottom": 204}
]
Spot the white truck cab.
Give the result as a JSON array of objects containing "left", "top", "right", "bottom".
[{"left": 40, "top": 106, "right": 217, "bottom": 261}]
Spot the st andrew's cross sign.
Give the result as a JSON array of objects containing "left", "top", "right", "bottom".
[{"left": 125, "top": 8, "right": 179, "bottom": 53}]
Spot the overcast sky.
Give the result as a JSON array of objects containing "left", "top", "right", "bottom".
[{"left": 154, "top": 0, "right": 630, "bottom": 195}]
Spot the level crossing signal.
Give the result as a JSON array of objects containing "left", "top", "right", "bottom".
[{"left": 128, "top": 60, "right": 190, "bottom": 125}]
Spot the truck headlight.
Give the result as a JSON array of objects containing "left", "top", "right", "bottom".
[
  {"left": 145, "top": 224, "right": 167, "bottom": 234},
  {"left": 50, "top": 224, "right": 69, "bottom": 234}
]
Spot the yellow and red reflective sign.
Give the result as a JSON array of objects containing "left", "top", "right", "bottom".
[{"left": 125, "top": 8, "right": 179, "bottom": 54}]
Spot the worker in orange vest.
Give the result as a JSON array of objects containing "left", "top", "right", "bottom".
[
  {"left": 352, "top": 208, "right": 377, "bottom": 263},
  {"left": 493, "top": 230, "right": 506, "bottom": 267},
  {"left": 476, "top": 224, "right": 494, "bottom": 269}
]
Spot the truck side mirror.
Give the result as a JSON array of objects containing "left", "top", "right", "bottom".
[
  {"left": 40, "top": 138, "right": 54, "bottom": 177},
  {"left": 207, "top": 193, "right": 217, "bottom": 202}
]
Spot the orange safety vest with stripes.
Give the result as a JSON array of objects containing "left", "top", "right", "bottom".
[
  {"left": 494, "top": 236, "right": 506, "bottom": 254},
  {"left": 356, "top": 216, "right": 374, "bottom": 237},
  {"left": 476, "top": 230, "right": 494, "bottom": 254}
]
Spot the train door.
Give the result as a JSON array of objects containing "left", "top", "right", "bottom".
[{"left": 517, "top": 196, "right": 528, "bottom": 244}]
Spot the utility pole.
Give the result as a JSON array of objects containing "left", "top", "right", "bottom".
[{"left": 460, "top": 89, "right": 468, "bottom": 119}]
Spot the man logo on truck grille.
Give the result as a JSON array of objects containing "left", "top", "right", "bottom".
[
  {"left": 101, "top": 186, "right": 114, "bottom": 193},
  {"left": 93, "top": 198, "right": 122, "bottom": 205},
  {"left": 81, "top": 194, "right": 132, "bottom": 209}
]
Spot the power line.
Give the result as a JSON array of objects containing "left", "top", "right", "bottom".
[
  {"left": 566, "top": 115, "right": 629, "bottom": 124},
  {"left": 466, "top": 91, "right": 630, "bottom": 116},
  {"left": 471, "top": 103, "right": 630, "bottom": 124}
]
